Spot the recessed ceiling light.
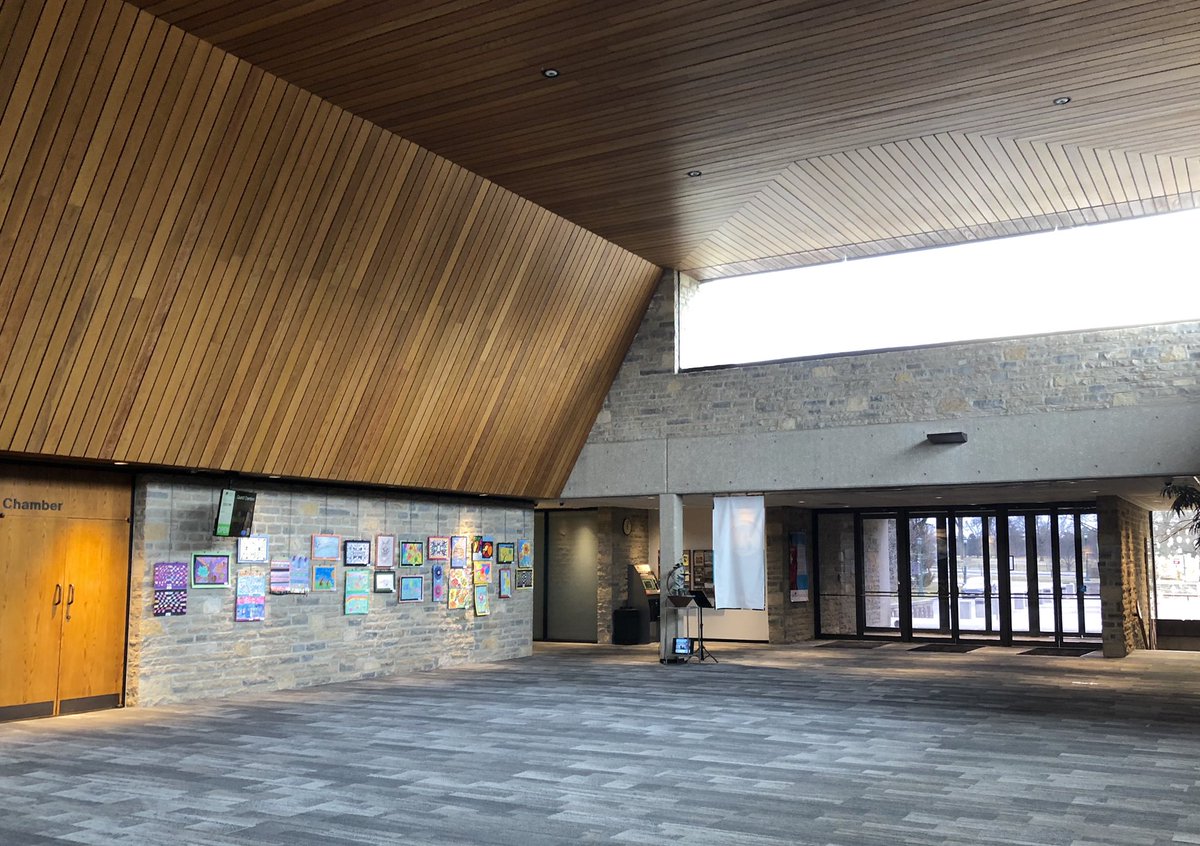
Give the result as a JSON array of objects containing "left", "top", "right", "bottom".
[
  {"left": 541, "top": 68, "right": 560, "bottom": 78},
  {"left": 113, "top": 461, "right": 128, "bottom": 466},
  {"left": 686, "top": 170, "right": 703, "bottom": 178},
  {"left": 1053, "top": 96, "right": 1071, "bottom": 105}
]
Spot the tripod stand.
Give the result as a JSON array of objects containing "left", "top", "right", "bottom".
[{"left": 690, "top": 590, "right": 718, "bottom": 663}]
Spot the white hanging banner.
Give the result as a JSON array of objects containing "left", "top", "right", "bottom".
[{"left": 712, "top": 495, "right": 765, "bottom": 610}]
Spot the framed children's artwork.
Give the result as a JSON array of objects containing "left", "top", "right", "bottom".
[
  {"left": 432, "top": 563, "right": 446, "bottom": 603},
  {"left": 399, "top": 574, "right": 424, "bottom": 602},
  {"left": 153, "top": 590, "right": 187, "bottom": 617},
  {"left": 497, "top": 542, "right": 515, "bottom": 566},
  {"left": 499, "top": 568, "right": 513, "bottom": 599},
  {"left": 473, "top": 559, "right": 491, "bottom": 585},
  {"left": 473, "top": 584, "right": 490, "bottom": 616},
  {"left": 235, "top": 567, "right": 267, "bottom": 622},
  {"left": 313, "top": 565, "right": 337, "bottom": 592},
  {"left": 237, "top": 534, "right": 270, "bottom": 564},
  {"left": 517, "top": 539, "right": 533, "bottom": 569},
  {"left": 311, "top": 533, "right": 341, "bottom": 561},
  {"left": 154, "top": 561, "right": 189, "bottom": 591},
  {"left": 472, "top": 536, "right": 494, "bottom": 562},
  {"left": 427, "top": 536, "right": 450, "bottom": 561},
  {"left": 376, "top": 534, "right": 396, "bottom": 569},
  {"left": 373, "top": 569, "right": 396, "bottom": 593},
  {"left": 288, "top": 556, "right": 311, "bottom": 593},
  {"left": 447, "top": 568, "right": 470, "bottom": 609},
  {"left": 344, "top": 568, "right": 370, "bottom": 615},
  {"left": 344, "top": 539, "right": 371, "bottom": 567},
  {"left": 191, "top": 553, "right": 231, "bottom": 588},
  {"left": 269, "top": 562, "right": 291, "bottom": 595},
  {"left": 450, "top": 535, "right": 468, "bottom": 569},
  {"left": 515, "top": 568, "right": 534, "bottom": 590},
  {"left": 400, "top": 541, "right": 424, "bottom": 567}
]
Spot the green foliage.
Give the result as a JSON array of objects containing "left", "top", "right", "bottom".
[{"left": 1162, "top": 480, "right": 1200, "bottom": 550}]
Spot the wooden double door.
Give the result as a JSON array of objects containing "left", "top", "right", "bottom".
[{"left": 0, "top": 466, "right": 131, "bottom": 722}]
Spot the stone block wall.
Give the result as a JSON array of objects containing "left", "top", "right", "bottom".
[
  {"left": 816, "top": 514, "right": 858, "bottom": 634},
  {"left": 595, "top": 508, "right": 650, "bottom": 644},
  {"left": 587, "top": 270, "right": 1200, "bottom": 445},
  {"left": 128, "top": 475, "right": 533, "bottom": 706},
  {"left": 765, "top": 507, "right": 816, "bottom": 643},
  {"left": 1097, "top": 495, "right": 1153, "bottom": 658}
]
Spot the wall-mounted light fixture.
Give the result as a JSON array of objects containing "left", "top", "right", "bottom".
[{"left": 926, "top": 431, "right": 968, "bottom": 444}]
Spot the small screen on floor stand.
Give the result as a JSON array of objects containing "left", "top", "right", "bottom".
[
  {"left": 691, "top": 590, "right": 718, "bottom": 663},
  {"left": 672, "top": 637, "right": 693, "bottom": 655}
]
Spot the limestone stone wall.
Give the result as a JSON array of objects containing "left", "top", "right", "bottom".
[
  {"left": 587, "top": 270, "right": 1200, "bottom": 445},
  {"left": 595, "top": 508, "right": 650, "bottom": 644},
  {"left": 128, "top": 475, "right": 533, "bottom": 706},
  {"left": 765, "top": 507, "right": 815, "bottom": 643},
  {"left": 1097, "top": 495, "right": 1153, "bottom": 657}
]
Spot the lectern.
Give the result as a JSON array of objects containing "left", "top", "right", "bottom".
[{"left": 690, "top": 590, "right": 718, "bottom": 663}]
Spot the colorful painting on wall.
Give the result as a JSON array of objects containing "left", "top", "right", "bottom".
[
  {"left": 497, "top": 542, "right": 515, "bottom": 566},
  {"left": 376, "top": 534, "right": 396, "bottom": 569},
  {"left": 399, "top": 574, "right": 424, "bottom": 602},
  {"left": 450, "top": 535, "right": 468, "bottom": 569},
  {"left": 344, "top": 539, "right": 371, "bottom": 567},
  {"left": 473, "top": 584, "right": 490, "bottom": 616},
  {"left": 499, "top": 568, "right": 513, "bottom": 598},
  {"left": 154, "top": 561, "right": 189, "bottom": 591},
  {"left": 472, "top": 536, "right": 494, "bottom": 562},
  {"left": 191, "top": 553, "right": 230, "bottom": 588},
  {"left": 400, "top": 541, "right": 424, "bottom": 567},
  {"left": 344, "top": 568, "right": 371, "bottom": 614},
  {"left": 431, "top": 563, "right": 446, "bottom": 603},
  {"left": 427, "top": 536, "right": 450, "bottom": 561},
  {"left": 269, "top": 563, "right": 291, "bottom": 594},
  {"left": 235, "top": 567, "right": 267, "bottom": 621},
  {"left": 515, "top": 568, "right": 534, "bottom": 590},
  {"left": 447, "top": 568, "right": 470, "bottom": 609},
  {"left": 312, "top": 533, "right": 341, "bottom": 561},
  {"left": 153, "top": 590, "right": 187, "bottom": 617},
  {"left": 288, "top": 556, "right": 311, "bottom": 593},
  {"left": 373, "top": 569, "right": 396, "bottom": 593},
  {"left": 517, "top": 539, "right": 533, "bottom": 569},
  {"left": 313, "top": 565, "right": 337, "bottom": 592},
  {"left": 473, "top": 559, "right": 491, "bottom": 585}
]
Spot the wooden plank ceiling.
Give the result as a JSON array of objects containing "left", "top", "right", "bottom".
[
  {"left": 0, "top": 0, "right": 661, "bottom": 499},
  {"left": 124, "top": 0, "right": 1200, "bottom": 279}
]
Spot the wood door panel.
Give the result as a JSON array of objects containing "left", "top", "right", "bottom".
[
  {"left": 57, "top": 518, "right": 131, "bottom": 705},
  {"left": 0, "top": 516, "right": 66, "bottom": 710}
]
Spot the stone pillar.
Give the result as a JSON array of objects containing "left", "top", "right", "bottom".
[
  {"left": 659, "top": 493, "right": 684, "bottom": 661},
  {"left": 1097, "top": 495, "right": 1153, "bottom": 658},
  {"left": 595, "top": 508, "right": 651, "bottom": 644},
  {"left": 765, "top": 507, "right": 816, "bottom": 643}
]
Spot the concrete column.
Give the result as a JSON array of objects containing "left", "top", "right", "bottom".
[{"left": 659, "top": 493, "right": 684, "bottom": 661}]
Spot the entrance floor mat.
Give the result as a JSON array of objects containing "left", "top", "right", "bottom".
[
  {"left": 817, "top": 640, "right": 886, "bottom": 648},
  {"left": 1021, "top": 646, "right": 1099, "bottom": 657},
  {"left": 909, "top": 643, "right": 984, "bottom": 653}
]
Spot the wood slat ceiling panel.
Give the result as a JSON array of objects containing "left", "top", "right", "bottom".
[
  {"left": 124, "top": 0, "right": 1200, "bottom": 273},
  {"left": 0, "top": 0, "right": 661, "bottom": 499},
  {"left": 681, "top": 132, "right": 1200, "bottom": 279}
]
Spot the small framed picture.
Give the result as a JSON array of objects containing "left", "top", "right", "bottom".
[
  {"left": 499, "top": 568, "right": 513, "bottom": 598},
  {"left": 497, "top": 542, "right": 515, "bottom": 566},
  {"left": 191, "top": 553, "right": 231, "bottom": 588},
  {"left": 400, "top": 541, "right": 424, "bottom": 567},
  {"left": 376, "top": 534, "right": 396, "bottom": 569},
  {"left": 427, "top": 536, "right": 450, "bottom": 561},
  {"left": 450, "top": 535, "right": 468, "bottom": 568},
  {"left": 399, "top": 574, "right": 424, "bottom": 602},
  {"left": 344, "top": 539, "right": 371, "bottom": 567},
  {"left": 237, "top": 535, "right": 269, "bottom": 564},
  {"left": 313, "top": 565, "right": 337, "bottom": 592},
  {"left": 515, "top": 568, "right": 534, "bottom": 590},
  {"left": 373, "top": 569, "right": 396, "bottom": 593},
  {"left": 312, "top": 533, "right": 341, "bottom": 561}
]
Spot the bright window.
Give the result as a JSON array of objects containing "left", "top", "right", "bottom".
[{"left": 680, "top": 208, "right": 1200, "bottom": 369}]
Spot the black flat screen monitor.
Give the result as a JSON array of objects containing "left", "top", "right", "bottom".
[{"left": 672, "top": 637, "right": 694, "bottom": 655}]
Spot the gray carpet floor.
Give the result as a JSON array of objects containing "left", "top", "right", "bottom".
[{"left": 2, "top": 641, "right": 1199, "bottom": 845}]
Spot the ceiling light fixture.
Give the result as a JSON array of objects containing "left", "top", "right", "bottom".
[
  {"left": 686, "top": 170, "right": 702, "bottom": 177},
  {"left": 1053, "top": 96, "right": 1071, "bottom": 105},
  {"left": 541, "top": 68, "right": 560, "bottom": 78}
]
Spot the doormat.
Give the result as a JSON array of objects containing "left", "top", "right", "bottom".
[
  {"left": 817, "top": 640, "right": 885, "bottom": 649},
  {"left": 1021, "top": 646, "right": 1098, "bottom": 657},
  {"left": 909, "top": 643, "right": 983, "bottom": 653}
]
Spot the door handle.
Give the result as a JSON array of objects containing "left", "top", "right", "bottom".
[
  {"left": 66, "top": 583, "right": 75, "bottom": 621},
  {"left": 53, "top": 584, "right": 63, "bottom": 607}
]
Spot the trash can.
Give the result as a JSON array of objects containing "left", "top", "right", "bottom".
[{"left": 612, "top": 607, "right": 640, "bottom": 645}]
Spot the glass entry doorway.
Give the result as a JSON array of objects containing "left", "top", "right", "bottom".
[{"left": 817, "top": 506, "right": 1100, "bottom": 645}]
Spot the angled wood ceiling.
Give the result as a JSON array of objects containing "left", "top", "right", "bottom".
[
  {"left": 124, "top": 0, "right": 1200, "bottom": 279},
  {"left": 0, "top": 0, "right": 660, "bottom": 499}
]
